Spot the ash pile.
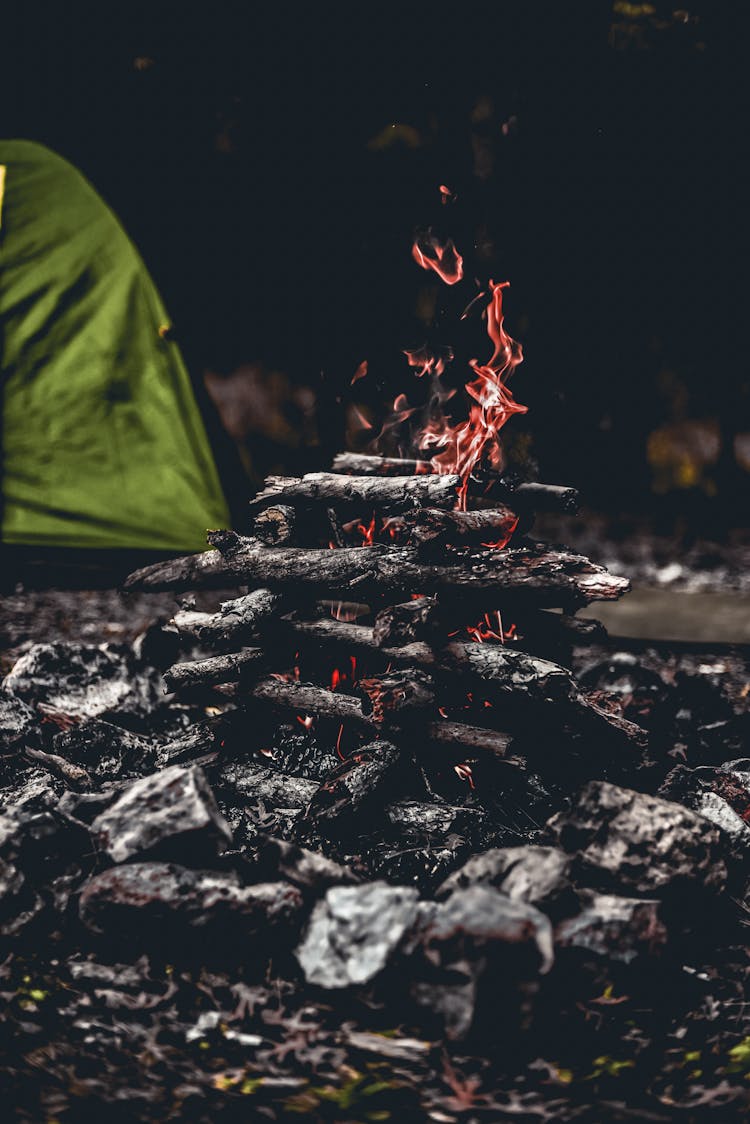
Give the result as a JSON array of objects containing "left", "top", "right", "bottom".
[{"left": 3, "top": 453, "right": 750, "bottom": 1095}]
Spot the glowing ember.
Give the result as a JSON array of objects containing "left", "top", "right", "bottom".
[
  {"left": 412, "top": 229, "right": 464, "bottom": 285},
  {"left": 297, "top": 715, "right": 314, "bottom": 730},
  {"left": 335, "top": 723, "right": 345, "bottom": 760},
  {"left": 466, "top": 610, "right": 516, "bottom": 645},
  {"left": 454, "top": 763, "right": 475, "bottom": 788},
  {"left": 351, "top": 359, "right": 368, "bottom": 385},
  {"left": 356, "top": 513, "right": 378, "bottom": 546}
]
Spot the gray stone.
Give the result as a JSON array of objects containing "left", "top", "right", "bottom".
[
  {"left": 547, "top": 781, "right": 727, "bottom": 895},
  {"left": 556, "top": 892, "right": 667, "bottom": 962},
  {"left": 92, "top": 765, "right": 232, "bottom": 863},
  {"left": 296, "top": 882, "right": 420, "bottom": 988},
  {"left": 436, "top": 846, "right": 573, "bottom": 915}
]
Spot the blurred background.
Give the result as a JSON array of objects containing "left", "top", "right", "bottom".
[{"left": 1, "top": 0, "right": 747, "bottom": 542}]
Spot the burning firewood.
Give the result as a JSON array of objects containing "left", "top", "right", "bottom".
[
  {"left": 192, "top": 531, "right": 628, "bottom": 610},
  {"left": 383, "top": 505, "right": 519, "bottom": 547},
  {"left": 163, "top": 647, "right": 264, "bottom": 691},
  {"left": 357, "top": 669, "right": 436, "bottom": 728},
  {"left": 249, "top": 471, "right": 461, "bottom": 513},
  {"left": 331, "top": 453, "right": 580, "bottom": 514}
]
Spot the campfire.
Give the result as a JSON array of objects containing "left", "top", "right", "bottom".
[{"left": 4, "top": 206, "right": 750, "bottom": 1120}]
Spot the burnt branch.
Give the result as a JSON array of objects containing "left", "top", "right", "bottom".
[
  {"left": 248, "top": 472, "right": 460, "bottom": 513},
  {"left": 173, "top": 589, "right": 282, "bottom": 646},
  {"left": 203, "top": 532, "right": 628, "bottom": 609},
  {"left": 373, "top": 596, "right": 439, "bottom": 647},
  {"left": 385, "top": 506, "right": 519, "bottom": 547},
  {"left": 123, "top": 548, "right": 235, "bottom": 592},
  {"left": 253, "top": 505, "right": 297, "bottom": 546},
  {"left": 357, "top": 669, "right": 436, "bottom": 728},
  {"left": 164, "top": 648, "right": 265, "bottom": 691}
]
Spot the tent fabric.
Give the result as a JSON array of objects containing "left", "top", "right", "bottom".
[{"left": 0, "top": 140, "right": 231, "bottom": 551}]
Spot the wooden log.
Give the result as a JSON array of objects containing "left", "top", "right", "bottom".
[
  {"left": 248, "top": 472, "right": 460, "bottom": 513},
  {"left": 384, "top": 506, "right": 518, "bottom": 547},
  {"left": 302, "top": 740, "right": 403, "bottom": 830},
  {"left": 246, "top": 678, "right": 514, "bottom": 758},
  {"left": 203, "top": 531, "right": 629, "bottom": 609},
  {"left": 172, "top": 588, "right": 282, "bottom": 646},
  {"left": 123, "top": 548, "right": 236, "bottom": 592},
  {"left": 373, "top": 596, "right": 438, "bottom": 647},
  {"left": 357, "top": 669, "right": 436, "bottom": 727},
  {"left": 331, "top": 453, "right": 579, "bottom": 514},
  {"left": 164, "top": 648, "right": 264, "bottom": 691},
  {"left": 278, "top": 618, "right": 647, "bottom": 747},
  {"left": 253, "top": 504, "right": 297, "bottom": 545}
]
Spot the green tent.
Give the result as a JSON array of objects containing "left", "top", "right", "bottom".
[{"left": 0, "top": 140, "right": 230, "bottom": 552}]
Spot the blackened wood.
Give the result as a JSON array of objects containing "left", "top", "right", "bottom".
[
  {"left": 384, "top": 506, "right": 518, "bottom": 547},
  {"left": 123, "top": 549, "right": 235, "bottom": 592},
  {"left": 357, "top": 669, "right": 436, "bottom": 727},
  {"left": 373, "top": 596, "right": 438, "bottom": 647},
  {"left": 301, "top": 740, "right": 403, "bottom": 830},
  {"left": 253, "top": 504, "right": 297, "bottom": 545},
  {"left": 248, "top": 472, "right": 460, "bottom": 513},
  {"left": 23, "top": 747, "right": 92, "bottom": 790},
  {"left": 326, "top": 507, "right": 346, "bottom": 549},
  {"left": 164, "top": 648, "right": 264, "bottom": 691},
  {"left": 173, "top": 588, "right": 282, "bottom": 646},
  {"left": 332, "top": 453, "right": 432, "bottom": 476},
  {"left": 279, "top": 619, "right": 646, "bottom": 747},
  {"left": 216, "top": 761, "right": 319, "bottom": 808},
  {"left": 246, "top": 677, "right": 514, "bottom": 757},
  {"left": 331, "top": 453, "right": 579, "bottom": 514},
  {"left": 206, "top": 532, "right": 629, "bottom": 609}
]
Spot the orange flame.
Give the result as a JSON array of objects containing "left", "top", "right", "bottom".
[
  {"left": 417, "top": 279, "right": 527, "bottom": 509},
  {"left": 412, "top": 230, "right": 464, "bottom": 285}
]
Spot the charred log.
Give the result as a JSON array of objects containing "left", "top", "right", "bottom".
[
  {"left": 253, "top": 504, "right": 297, "bottom": 546},
  {"left": 172, "top": 588, "right": 282, "bottom": 647},
  {"left": 163, "top": 648, "right": 265, "bottom": 691},
  {"left": 123, "top": 548, "right": 236, "bottom": 592},
  {"left": 248, "top": 472, "right": 460, "bottom": 513},
  {"left": 373, "top": 596, "right": 438, "bottom": 647},
  {"left": 384, "top": 506, "right": 519, "bottom": 547},
  {"left": 331, "top": 453, "right": 579, "bottom": 514},
  {"left": 199, "top": 532, "right": 628, "bottom": 609},
  {"left": 357, "top": 669, "right": 436, "bottom": 728}
]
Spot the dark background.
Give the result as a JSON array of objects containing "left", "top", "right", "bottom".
[{"left": 1, "top": 1, "right": 747, "bottom": 533}]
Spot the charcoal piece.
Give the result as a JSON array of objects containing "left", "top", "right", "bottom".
[
  {"left": 265, "top": 725, "right": 339, "bottom": 781},
  {"left": 51, "top": 719, "right": 157, "bottom": 781},
  {"left": 0, "top": 692, "right": 39, "bottom": 754},
  {"left": 295, "top": 882, "right": 420, "bottom": 988},
  {"left": 555, "top": 892, "right": 667, "bottom": 963},
  {"left": 0, "top": 769, "right": 62, "bottom": 814},
  {"left": 547, "top": 781, "right": 728, "bottom": 896},
  {"left": 256, "top": 836, "right": 361, "bottom": 891},
  {"left": 435, "top": 846, "right": 574, "bottom": 917},
  {"left": 216, "top": 762, "right": 319, "bottom": 809},
  {"left": 373, "top": 596, "right": 438, "bottom": 647},
  {"left": 58, "top": 785, "right": 127, "bottom": 825},
  {"left": 2, "top": 641, "right": 164, "bottom": 722},
  {"left": 384, "top": 506, "right": 519, "bottom": 547},
  {"left": 80, "top": 862, "right": 304, "bottom": 938},
  {"left": 659, "top": 764, "right": 750, "bottom": 849},
  {"left": 384, "top": 801, "right": 484, "bottom": 841},
  {"left": 577, "top": 651, "right": 671, "bottom": 732},
  {"left": 303, "top": 741, "right": 402, "bottom": 832},
  {"left": 410, "top": 886, "right": 553, "bottom": 1040},
  {"left": 0, "top": 807, "right": 89, "bottom": 937},
  {"left": 357, "top": 669, "right": 435, "bottom": 727},
  {"left": 91, "top": 765, "right": 233, "bottom": 863}
]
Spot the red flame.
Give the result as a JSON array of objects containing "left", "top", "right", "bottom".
[
  {"left": 412, "top": 230, "right": 464, "bottom": 285},
  {"left": 297, "top": 714, "right": 314, "bottom": 730},
  {"left": 466, "top": 610, "right": 516, "bottom": 645},
  {"left": 454, "top": 763, "right": 475, "bottom": 788},
  {"left": 356, "top": 513, "right": 378, "bottom": 546},
  {"left": 403, "top": 344, "right": 454, "bottom": 380},
  {"left": 351, "top": 360, "right": 368, "bottom": 385},
  {"left": 417, "top": 279, "right": 527, "bottom": 509}
]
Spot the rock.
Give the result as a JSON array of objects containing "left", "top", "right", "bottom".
[
  {"left": 256, "top": 836, "right": 361, "bottom": 892},
  {"left": 51, "top": 719, "right": 157, "bottom": 782},
  {"left": 435, "top": 846, "right": 574, "bottom": 917},
  {"left": 555, "top": 892, "right": 667, "bottom": 962},
  {"left": 547, "top": 781, "right": 727, "bottom": 896},
  {"left": 80, "top": 862, "right": 304, "bottom": 938},
  {"left": 91, "top": 765, "right": 233, "bottom": 863},
  {"left": 0, "top": 692, "right": 39, "bottom": 755},
  {"left": 296, "top": 882, "right": 420, "bottom": 988},
  {"left": 410, "top": 886, "right": 554, "bottom": 1040},
  {"left": 3, "top": 642, "right": 164, "bottom": 723},
  {"left": 0, "top": 807, "right": 88, "bottom": 937},
  {"left": 660, "top": 763, "right": 750, "bottom": 849}
]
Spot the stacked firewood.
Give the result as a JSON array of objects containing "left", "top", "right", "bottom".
[{"left": 124, "top": 454, "right": 646, "bottom": 824}]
